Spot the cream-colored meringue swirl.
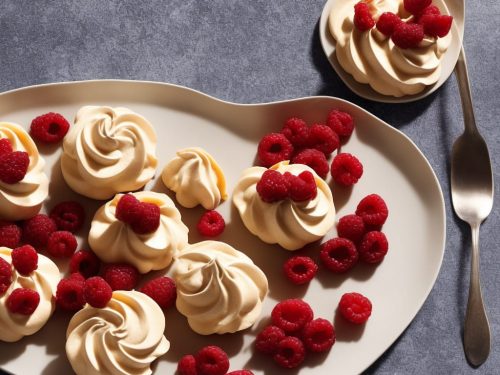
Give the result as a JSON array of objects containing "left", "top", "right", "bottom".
[
  {"left": 0, "top": 247, "right": 60, "bottom": 342},
  {"left": 233, "top": 161, "right": 336, "bottom": 250},
  {"left": 0, "top": 123, "right": 48, "bottom": 220},
  {"left": 172, "top": 241, "right": 268, "bottom": 335},
  {"left": 162, "top": 147, "right": 228, "bottom": 210},
  {"left": 66, "top": 290, "right": 169, "bottom": 375},
  {"left": 89, "top": 191, "right": 188, "bottom": 274},
  {"left": 61, "top": 106, "right": 158, "bottom": 200},
  {"left": 329, "top": 0, "right": 452, "bottom": 97}
]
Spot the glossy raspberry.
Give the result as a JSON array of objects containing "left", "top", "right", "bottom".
[
  {"left": 285, "top": 171, "right": 318, "bottom": 202},
  {"left": 337, "top": 214, "right": 366, "bottom": 243},
  {"left": 271, "top": 299, "right": 314, "bottom": 333},
  {"left": 0, "top": 220, "right": 22, "bottom": 248},
  {"left": 227, "top": 371, "right": 254, "bottom": 375},
  {"left": 0, "top": 138, "right": 13, "bottom": 157},
  {"left": 273, "top": 336, "right": 306, "bottom": 369},
  {"left": 197, "top": 210, "right": 225, "bottom": 237},
  {"left": 84, "top": 276, "right": 112, "bottom": 308},
  {"left": 6, "top": 288, "right": 40, "bottom": 315},
  {"left": 302, "top": 318, "right": 335, "bottom": 353},
  {"left": 140, "top": 276, "right": 176, "bottom": 309},
  {"left": 283, "top": 256, "right": 318, "bottom": 285},
  {"left": 49, "top": 201, "right": 85, "bottom": 232},
  {"left": 115, "top": 194, "right": 140, "bottom": 223},
  {"left": 47, "top": 231, "right": 78, "bottom": 258},
  {"left": 11, "top": 245, "right": 38, "bottom": 276},
  {"left": 256, "top": 169, "right": 289, "bottom": 203},
  {"left": 0, "top": 151, "right": 30, "bottom": 184},
  {"left": 69, "top": 250, "right": 101, "bottom": 279},
  {"left": 339, "top": 292, "right": 372, "bottom": 324},
  {"left": 376, "top": 12, "right": 402, "bottom": 36},
  {"left": 281, "top": 117, "right": 309, "bottom": 148},
  {"left": 419, "top": 14, "right": 453, "bottom": 38},
  {"left": 257, "top": 133, "right": 294, "bottom": 167},
  {"left": 326, "top": 109, "right": 355, "bottom": 139},
  {"left": 320, "top": 238, "right": 358, "bottom": 273},
  {"left": 331, "top": 153, "right": 363, "bottom": 186},
  {"left": 308, "top": 124, "right": 339, "bottom": 156},
  {"left": 418, "top": 4, "right": 441, "bottom": 17},
  {"left": 177, "top": 354, "right": 198, "bottom": 375},
  {"left": 359, "top": 231, "right": 389, "bottom": 263},
  {"left": 0, "top": 257, "right": 13, "bottom": 295},
  {"left": 403, "top": 0, "right": 431, "bottom": 15},
  {"left": 291, "top": 149, "right": 329, "bottom": 179},
  {"left": 255, "top": 325, "right": 287, "bottom": 355},
  {"left": 355, "top": 194, "right": 389, "bottom": 227},
  {"left": 195, "top": 345, "right": 230, "bottom": 375},
  {"left": 130, "top": 202, "right": 161, "bottom": 235},
  {"left": 354, "top": 2, "right": 375, "bottom": 31},
  {"left": 30, "top": 112, "right": 70, "bottom": 143},
  {"left": 102, "top": 263, "right": 140, "bottom": 291},
  {"left": 391, "top": 22, "right": 424, "bottom": 49},
  {"left": 56, "top": 277, "right": 85, "bottom": 311},
  {"left": 23, "top": 214, "right": 57, "bottom": 248}
]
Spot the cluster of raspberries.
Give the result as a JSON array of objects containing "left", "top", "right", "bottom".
[
  {"left": 354, "top": 0, "right": 453, "bottom": 49},
  {"left": 177, "top": 345, "right": 253, "bottom": 375},
  {"left": 256, "top": 169, "right": 318, "bottom": 203}
]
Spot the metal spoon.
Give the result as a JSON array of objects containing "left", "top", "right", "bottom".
[{"left": 451, "top": 47, "right": 493, "bottom": 367}]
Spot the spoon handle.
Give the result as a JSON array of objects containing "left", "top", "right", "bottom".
[
  {"left": 454, "top": 47, "right": 478, "bottom": 135},
  {"left": 463, "top": 222, "right": 490, "bottom": 366}
]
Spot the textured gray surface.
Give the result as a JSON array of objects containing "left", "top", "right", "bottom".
[{"left": 0, "top": 0, "right": 499, "bottom": 374}]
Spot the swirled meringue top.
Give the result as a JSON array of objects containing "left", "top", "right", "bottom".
[
  {"left": 233, "top": 161, "right": 336, "bottom": 250},
  {"left": 0, "top": 122, "right": 48, "bottom": 221},
  {"left": 66, "top": 290, "right": 169, "bottom": 375},
  {"left": 0, "top": 247, "right": 60, "bottom": 342},
  {"left": 172, "top": 241, "right": 268, "bottom": 335},
  {"left": 61, "top": 106, "right": 158, "bottom": 200},
  {"left": 162, "top": 147, "right": 227, "bottom": 210},
  {"left": 329, "top": 0, "right": 452, "bottom": 97},
  {"left": 88, "top": 191, "right": 189, "bottom": 274}
]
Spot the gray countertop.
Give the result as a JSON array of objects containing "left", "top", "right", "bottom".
[{"left": 0, "top": 1, "right": 499, "bottom": 374}]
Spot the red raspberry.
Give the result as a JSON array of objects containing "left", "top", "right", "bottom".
[
  {"left": 102, "top": 263, "right": 140, "bottom": 291},
  {"left": 197, "top": 210, "right": 225, "bottom": 237},
  {"left": 355, "top": 194, "right": 389, "bottom": 227},
  {"left": 307, "top": 124, "right": 339, "bottom": 156},
  {"left": 49, "top": 201, "right": 85, "bottom": 232},
  {"left": 291, "top": 149, "right": 329, "bottom": 179},
  {"left": 69, "top": 272, "right": 86, "bottom": 284},
  {"left": 285, "top": 171, "right": 317, "bottom": 202},
  {"left": 301, "top": 318, "right": 335, "bottom": 353},
  {"left": 30, "top": 112, "right": 70, "bottom": 143},
  {"left": 130, "top": 202, "right": 161, "bottom": 235},
  {"left": 337, "top": 214, "right": 366, "bottom": 243},
  {"left": 69, "top": 250, "right": 101, "bottom": 279},
  {"left": 419, "top": 14, "right": 453, "bottom": 38},
  {"left": 273, "top": 336, "right": 306, "bottom": 369},
  {"left": 11, "top": 245, "right": 38, "bottom": 276},
  {"left": 326, "top": 110, "right": 355, "bottom": 139},
  {"left": 255, "top": 325, "right": 286, "bottom": 355},
  {"left": 403, "top": 0, "right": 432, "bottom": 15},
  {"left": 140, "top": 276, "right": 176, "bottom": 309},
  {"left": 6, "top": 288, "right": 40, "bottom": 315},
  {"left": 115, "top": 194, "right": 140, "bottom": 223},
  {"left": 256, "top": 170, "right": 289, "bottom": 203},
  {"left": 331, "top": 153, "right": 363, "bottom": 186},
  {"left": 46, "top": 231, "right": 78, "bottom": 258},
  {"left": 0, "top": 220, "right": 22, "bottom": 248},
  {"left": 391, "top": 22, "right": 424, "bottom": 49},
  {"left": 177, "top": 354, "right": 198, "bottom": 375},
  {"left": 195, "top": 345, "right": 230, "bottom": 375},
  {"left": 23, "top": 214, "right": 57, "bottom": 248},
  {"left": 376, "top": 12, "right": 402, "bottom": 36},
  {"left": 418, "top": 4, "right": 441, "bottom": 17},
  {"left": 283, "top": 256, "right": 318, "bottom": 285},
  {"left": 257, "top": 133, "right": 294, "bottom": 167},
  {"left": 84, "top": 276, "right": 112, "bottom": 308},
  {"left": 271, "top": 299, "right": 314, "bottom": 333},
  {"left": 0, "top": 257, "right": 13, "bottom": 295},
  {"left": 56, "top": 277, "right": 85, "bottom": 311},
  {"left": 320, "top": 238, "right": 358, "bottom": 273},
  {"left": 281, "top": 117, "right": 309, "bottom": 148},
  {"left": 338, "top": 292, "right": 372, "bottom": 324},
  {"left": 354, "top": 2, "right": 375, "bottom": 31},
  {"left": 0, "top": 151, "right": 30, "bottom": 184},
  {"left": 359, "top": 231, "right": 389, "bottom": 263},
  {"left": 0, "top": 138, "right": 13, "bottom": 157},
  {"left": 227, "top": 371, "right": 254, "bottom": 375}
]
